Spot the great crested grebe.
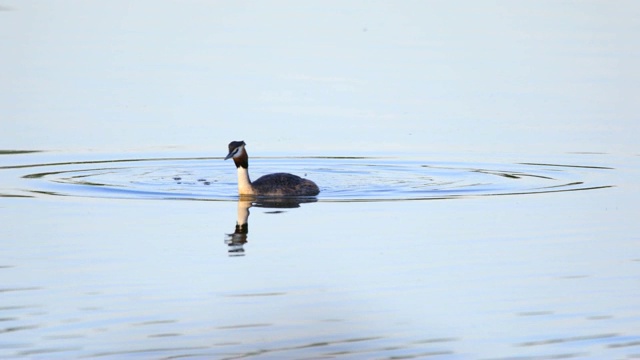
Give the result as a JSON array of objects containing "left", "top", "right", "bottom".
[{"left": 224, "top": 141, "right": 320, "bottom": 196}]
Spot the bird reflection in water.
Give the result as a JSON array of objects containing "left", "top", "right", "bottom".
[{"left": 225, "top": 197, "right": 317, "bottom": 256}]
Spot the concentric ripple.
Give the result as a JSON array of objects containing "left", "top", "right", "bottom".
[{"left": 2, "top": 156, "right": 613, "bottom": 201}]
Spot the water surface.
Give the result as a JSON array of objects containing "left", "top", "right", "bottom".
[
  {"left": 1, "top": 150, "right": 639, "bottom": 359},
  {"left": 1, "top": 1, "right": 639, "bottom": 359},
  {"left": 1, "top": 153, "right": 614, "bottom": 202}
]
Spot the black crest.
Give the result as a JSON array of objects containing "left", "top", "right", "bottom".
[{"left": 228, "top": 140, "right": 246, "bottom": 153}]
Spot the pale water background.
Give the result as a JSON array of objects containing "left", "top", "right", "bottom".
[{"left": 1, "top": 1, "right": 640, "bottom": 359}]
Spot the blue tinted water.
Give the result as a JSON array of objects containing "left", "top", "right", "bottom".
[
  {"left": 2, "top": 154, "right": 613, "bottom": 201},
  {"left": 1, "top": 151, "right": 638, "bottom": 359},
  {"left": 1, "top": 1, "right": 639, "bottom": 358}
]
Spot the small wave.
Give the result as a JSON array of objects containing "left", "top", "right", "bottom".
[{"left": 2, "top": 156, "right": 613, "bottom": 201}]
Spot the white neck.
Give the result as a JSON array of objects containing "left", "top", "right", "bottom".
[{"left": 236, "top": 167, "right": 255, "bottom": 195}]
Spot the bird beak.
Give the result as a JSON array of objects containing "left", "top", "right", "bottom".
[{"left": 224, "top": 150, "right": 235, "bottom": 160}]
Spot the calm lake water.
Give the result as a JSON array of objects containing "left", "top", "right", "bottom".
[{"left": 2, "top": 1, "right": 640, "bottom": 359}]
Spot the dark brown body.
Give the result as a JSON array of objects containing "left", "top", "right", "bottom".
[{"left": 252, "top": 173, "right": 320, "bottom": 196}]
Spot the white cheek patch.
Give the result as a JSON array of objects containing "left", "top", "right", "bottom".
[{"left": 234, "top": 145, "right": 245, "bottom": 158}]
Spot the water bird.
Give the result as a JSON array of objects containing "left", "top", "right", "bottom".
[{"left": 224, "top": 141, "right": 320, "bottom": 196}]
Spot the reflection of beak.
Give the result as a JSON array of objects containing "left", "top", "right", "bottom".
[{"left": 224, "top": 151, "right": 234, "bottom": 160}]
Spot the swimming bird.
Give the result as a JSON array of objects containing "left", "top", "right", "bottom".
[{"left": 224, "top": 141, "right": 320, "bottom": 196}]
